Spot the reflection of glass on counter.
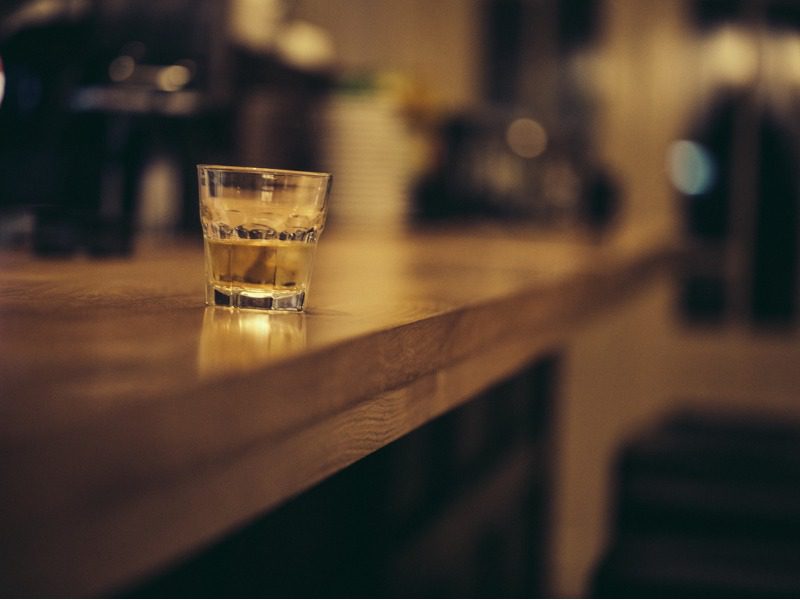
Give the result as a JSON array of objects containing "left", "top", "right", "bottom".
[{"left": 198, "top": 307, "right": 306, "bottom": 377}]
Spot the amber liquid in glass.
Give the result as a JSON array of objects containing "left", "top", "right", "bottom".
[{"left": 205, "top": 238, "right": 316, "bottom": 309}]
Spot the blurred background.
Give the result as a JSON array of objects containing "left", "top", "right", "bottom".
[{"left": 1, "top": 0, "right": 799, "bottom": 596}]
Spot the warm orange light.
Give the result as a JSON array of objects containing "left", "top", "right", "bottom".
[{"left": 704, "top": 25, "right": 758, "bottom": 87}]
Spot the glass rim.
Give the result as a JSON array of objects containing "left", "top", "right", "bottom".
[{"left": 197, "top": 164, "right": 331, "bottom": 179}]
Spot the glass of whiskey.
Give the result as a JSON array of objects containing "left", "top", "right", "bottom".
[{"left": 198, "top": 165, "right": 332, "bottom": 311}]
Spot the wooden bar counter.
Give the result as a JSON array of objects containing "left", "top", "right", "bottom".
[{"left": 0, "top": 225, "right": 673, "bottom": 596}]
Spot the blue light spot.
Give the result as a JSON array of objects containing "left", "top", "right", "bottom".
[{"left": 667, "top": 140, "right": 716, "bottom": 195}]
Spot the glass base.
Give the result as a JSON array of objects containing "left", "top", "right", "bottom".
[{"left": 208, "top": 285, "right": 306, "bottom": 311}]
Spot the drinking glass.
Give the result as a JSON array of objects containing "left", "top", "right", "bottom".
[{"left": 198, "top": 165, "right": 332, "bottom": 311}]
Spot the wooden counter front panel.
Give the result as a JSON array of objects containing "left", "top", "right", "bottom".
[{"left": 127, "top": 358, "right": 558, "bottom": 598}]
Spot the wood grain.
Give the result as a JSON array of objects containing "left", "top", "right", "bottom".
[{"left": 0, "top": 226, "right": 674, "bottom": 595}]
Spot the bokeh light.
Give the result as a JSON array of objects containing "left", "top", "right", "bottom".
[
  {"left": 505, "top": 117, "right": 548, "bottom": 159},
  {"left": 667, "top": 140, "right": 716, "bottom": 195}
]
